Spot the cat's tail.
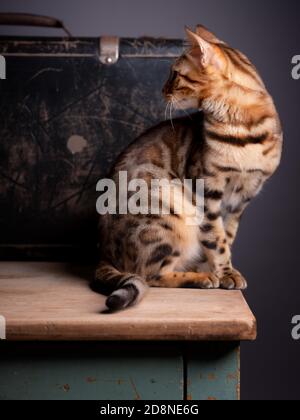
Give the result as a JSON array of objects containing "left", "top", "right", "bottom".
[{"left": 91, "top": 261, "right": 149, "bottom": 312}]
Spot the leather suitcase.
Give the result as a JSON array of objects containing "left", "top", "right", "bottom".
[{"left": 0, "top": 14, "right": 185, "bottom": 260}]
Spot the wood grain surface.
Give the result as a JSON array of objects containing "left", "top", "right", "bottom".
[{"left": 0, "top": 262, "right": 257, "bottom": 341}]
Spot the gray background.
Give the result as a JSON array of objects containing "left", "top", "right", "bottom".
[{"left": 0, "top": 0, "right": 299, "bottom": 400}]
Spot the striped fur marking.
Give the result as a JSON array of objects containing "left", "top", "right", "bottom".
[{"left": 206, "top": 130, "right": 269, "bottom": 146}]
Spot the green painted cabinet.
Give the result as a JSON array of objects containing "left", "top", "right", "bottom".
[{"left": 0, "top": 342, "right": 240, "bottom": 401}]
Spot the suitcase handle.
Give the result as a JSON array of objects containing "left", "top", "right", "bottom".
[{"left": 0, "top": 13, "right": 72, "bottom": 37}]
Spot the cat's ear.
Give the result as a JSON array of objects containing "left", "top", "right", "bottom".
[
  {"left": 185, "top": 27, "right": 225, "bottom": 70},
  {"left": 195, "top": 24, "right": 223, "bottom": 44}
]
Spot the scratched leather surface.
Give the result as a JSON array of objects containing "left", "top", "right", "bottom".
[{"left": 0, "top": 38, "right": 184, "bottom": 259}]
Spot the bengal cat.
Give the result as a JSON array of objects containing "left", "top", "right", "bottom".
[{"left": 92, "top": 26, "right": 282, "bottom": 311}]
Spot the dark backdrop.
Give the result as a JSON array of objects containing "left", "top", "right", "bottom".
[{"left": 0, "top": 0, "right": 299, "bottom": 400}]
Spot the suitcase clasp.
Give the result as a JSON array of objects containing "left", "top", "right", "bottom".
[{"left": 100, "top": 36, "right": 119, "bottom": 65}]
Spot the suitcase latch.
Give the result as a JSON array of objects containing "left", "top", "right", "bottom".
[{"left": 100, "top": 36, "right": 120, "bottom": 65}]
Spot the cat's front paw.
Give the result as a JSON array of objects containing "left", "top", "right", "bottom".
[{"left": 220, "top": 269, "right": 247, "bottom": 290}]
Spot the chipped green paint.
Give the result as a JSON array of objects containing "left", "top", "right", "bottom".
[
  {"left": 0, "top": 342, "right": 241, "bottom": 400},
  {"left": 0, "top": 342, "right": 183, "bottom": 400},
  {"left": 186, "top": 342, "right": 240, "bottom": 401}
]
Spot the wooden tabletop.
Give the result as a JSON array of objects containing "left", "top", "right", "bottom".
[{"left": 0, "top": 262, "right": 256, "bottom": 342}]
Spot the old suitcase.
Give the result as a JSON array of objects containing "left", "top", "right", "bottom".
[{"left": 0, "top": 14, "right": 185, "bottom": 261}]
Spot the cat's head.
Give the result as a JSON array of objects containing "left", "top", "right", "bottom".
[{"left": 163, "top": 25, "right": 264, "bottom": 110}]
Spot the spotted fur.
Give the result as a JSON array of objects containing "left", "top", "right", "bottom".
[{"left": 92, "top": 25, "right": 282, "bottom": 311}]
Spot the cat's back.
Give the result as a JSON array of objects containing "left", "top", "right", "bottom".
[{"left": 112, "top": 112, "right": 205, "bottom": 177}]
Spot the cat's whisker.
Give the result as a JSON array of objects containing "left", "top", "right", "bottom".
[
  {"left": 164, "top": 102, "right": 168, "bottom": 121},
  {"left": 169, "top": 99, "right": 175, "bottom": 132},
  {"left": 165, "top": 101, "right": 171, "bottom": 122}
]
